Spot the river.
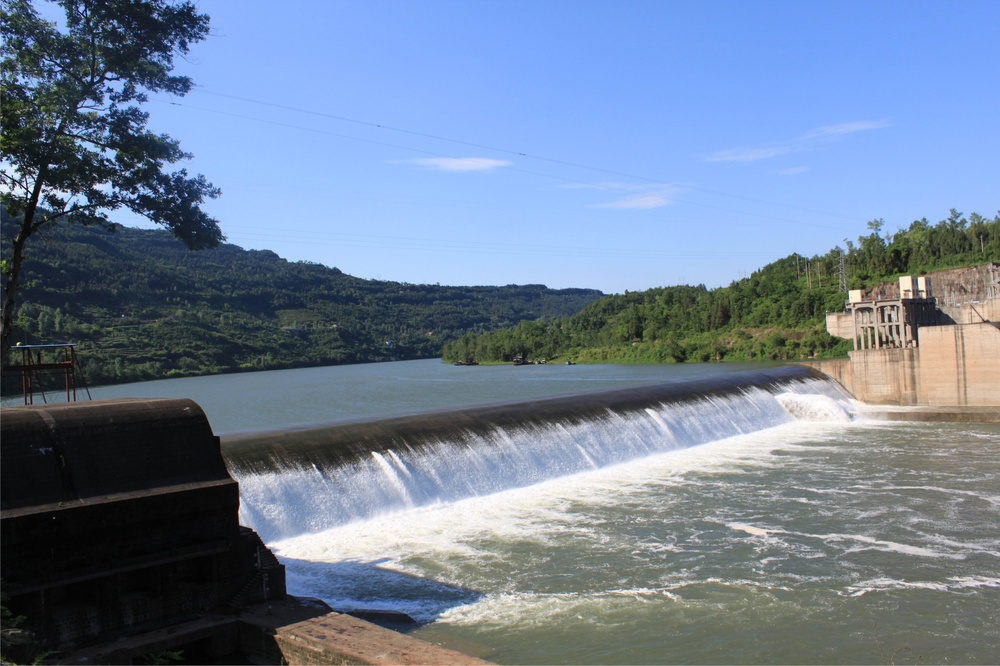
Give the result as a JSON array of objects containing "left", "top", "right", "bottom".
[{"left": 90, "top": 359, "right": 1000, "bottom": 664}]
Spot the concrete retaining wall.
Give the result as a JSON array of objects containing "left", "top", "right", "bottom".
[
  {"left": 825, "top": 312, "right": 855, "bottom": 339},
  {"left": 939, "top": 299, "right": 1000, "bottom": 325},
  {"left": 918, "top": 322, "right": 1000, "bottom": 406},
  {"left": 810, "top": 322, "right": 1000, "bottom": 406}
]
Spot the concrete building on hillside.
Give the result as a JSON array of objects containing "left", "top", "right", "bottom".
[
  {"left": 819, "top": 263, "right": 1000, "bottom": 407},
  {"left": 835, "top": 275, "right": 937, "bottom": 351}
]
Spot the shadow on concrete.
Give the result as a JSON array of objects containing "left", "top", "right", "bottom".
[{"left": 276, "top": 555, "right": 485, "bottom": 632}]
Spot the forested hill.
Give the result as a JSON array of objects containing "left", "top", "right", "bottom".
[
  {"left": 1, "top": 216, "right": 603, "bottom": 386},
  {"left": 443, "top": 210, "right": 1000, "bottom": 365}
]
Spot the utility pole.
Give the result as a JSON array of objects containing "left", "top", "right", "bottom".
[{"left": 838, "top": 249, "right": 848, "bottom": 293}]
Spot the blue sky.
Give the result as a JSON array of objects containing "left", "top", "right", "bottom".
[{"left": 131, "top": 0, "right": 998, "bottom": 293}]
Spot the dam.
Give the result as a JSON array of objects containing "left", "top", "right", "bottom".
[
  {"left": 214, "top": 363, "right": 997, "bottom": 663},
  {"left": 221, "top": 365, "right": 848, "bottom": 542},
  {"left": 819, "top": 263, "right": 1000, "bottom": 406},
  {"left": 4, "top": 359, "right": 998, "bottom": 663}
]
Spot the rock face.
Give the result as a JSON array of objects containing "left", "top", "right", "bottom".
[{"left": 927, "top": 263, "right": 1000, "bottom": 307}]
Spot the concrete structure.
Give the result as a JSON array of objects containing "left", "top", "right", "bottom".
[
  {"left": 55, "top": 596, "right": 491, "bottom": 665},
  {"left": 265, "top": 606, "right": 491, "bottom": 665},
  {"left": 1, "top": 398, "right": 285, "bottom": 660},
  {"left": 836, "top": 276, "right": 937, "bottom": 351},
  {"left": 811, "top": 322, "right": 1000, "bottom": 407},
  {"left": 1, "top": 398, "right": 490, "bottom": 665},
  {"left": 818, "top": 264, "right": 1000, "bottom": 407}
]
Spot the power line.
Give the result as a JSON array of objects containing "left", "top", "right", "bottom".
[
  {"left": 190, "top": 89, "right": 862, "bottom": 224},
  {"left": 156, "top": 94, "right": 857, "bottom": 231}
]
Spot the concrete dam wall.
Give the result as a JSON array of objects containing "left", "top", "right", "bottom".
[
  {"left": 814, "top": 263, "right": 1000, "bottom": 408},
  {"left": 813, "top": 319, "right": 1000, "bottom": 407}
]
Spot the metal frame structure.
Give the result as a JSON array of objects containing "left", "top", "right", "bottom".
[{"left": 3, "top": 343, "right": 91, "bottom": 405}]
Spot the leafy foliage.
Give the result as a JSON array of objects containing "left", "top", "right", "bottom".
[
  {"left": 444, "top": 210, "right": 999, "bottom": 364},
  {"left": 0, "top": 213, "right": 603, "bottom": 389},
  {"left": 1, "top": 0, "right": 223, "bottom": 357}
]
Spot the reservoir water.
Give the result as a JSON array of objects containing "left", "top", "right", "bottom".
[{"left": 90, "top": 359, "right": 999, "bottom": 664}]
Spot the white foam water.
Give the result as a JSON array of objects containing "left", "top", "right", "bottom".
[
  {"left": 775, "top": 392, "right": 856, "bottom": 421},
  {"left": 232, "top": 370, "right": 999, "bottom": 664},
  {"left": 263, "top": 415, "right": 999, "bottom": 664},
  {"left": 237, "top": 384, "right": 803, "bottom": 542}
]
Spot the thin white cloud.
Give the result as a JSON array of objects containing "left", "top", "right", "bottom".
[
  {"left": 401, "top": 157, "right": 511, "bottom": 172},
  {"left": 594, "top": 192, "right": 672, "bottom": 210},
  {"left": 706, "top": 145, "right": 793, "bottom": 163},
  {"left": 585, "top": 183, "right": 680, "bottom": 210},
  {"left": 707, "top": 119, "right": 890, "bottom": 163},
  {"left": 798, "top": 119, "right": 890, "bottom": 141}
]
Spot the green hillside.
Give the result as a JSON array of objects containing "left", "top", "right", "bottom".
[
  {"left": 443, "top": 210, "right": 1000, "bottom": 365},
  {"left": 1, "top": 213, "right": 602, "bottom": 388}
]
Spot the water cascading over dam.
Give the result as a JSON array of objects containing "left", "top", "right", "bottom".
[{"left": 221, "top": 366, "right": 854, "bottom": 543}]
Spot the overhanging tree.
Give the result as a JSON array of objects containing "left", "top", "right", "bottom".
[{"left": 1, "top": 0, "right": 223, "bottom": 360}]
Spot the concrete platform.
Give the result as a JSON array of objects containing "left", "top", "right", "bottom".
[
  {"left": 57, "top": 596, "right": 493, "bottom": 665},
  {"left": 257, "top": 603, "right": 492, "bottom": 665},
  {"left": 862, "top": 406, "right": 1000, "bottom": 423}
]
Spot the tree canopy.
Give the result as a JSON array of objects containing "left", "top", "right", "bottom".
[
  {"left": 443, "top": 210, "right": 1000, "bottom": 365},
  {"left": 0, "top": 215, "right": 603, "bottom": 389},
  {"left": 0, "top": 0, "right": 223, "bottom": 358}
]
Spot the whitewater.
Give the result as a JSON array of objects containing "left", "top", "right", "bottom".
[{"left": 93, "top": 360, "right": 1000, "bottom": 663}]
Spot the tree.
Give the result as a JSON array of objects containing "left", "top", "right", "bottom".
[{"left": 1, "top": 0, "right": 223, "bottom": 360}]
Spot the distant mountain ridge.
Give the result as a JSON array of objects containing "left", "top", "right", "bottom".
[{"left": 1, "top": 216, "right": 603, "bottom": 388}]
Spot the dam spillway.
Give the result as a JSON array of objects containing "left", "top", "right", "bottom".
[
  {"left": 205, "top": 362, "right": 998, "bottom": 664},
  {"left": 221, "top": 365, "right": 854, "bottom": 543}
]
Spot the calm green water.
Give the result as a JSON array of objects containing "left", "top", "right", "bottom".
[
  {"left": 87, "top": 358, "right": 769, "bottom": 434},
  {"left": 92, "top": 360, "right": 1000, "bottom": 664}
]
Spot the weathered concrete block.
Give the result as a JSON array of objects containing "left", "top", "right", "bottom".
[{"left": 0, "top": 398, "right": 282, "bottom": 652}]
